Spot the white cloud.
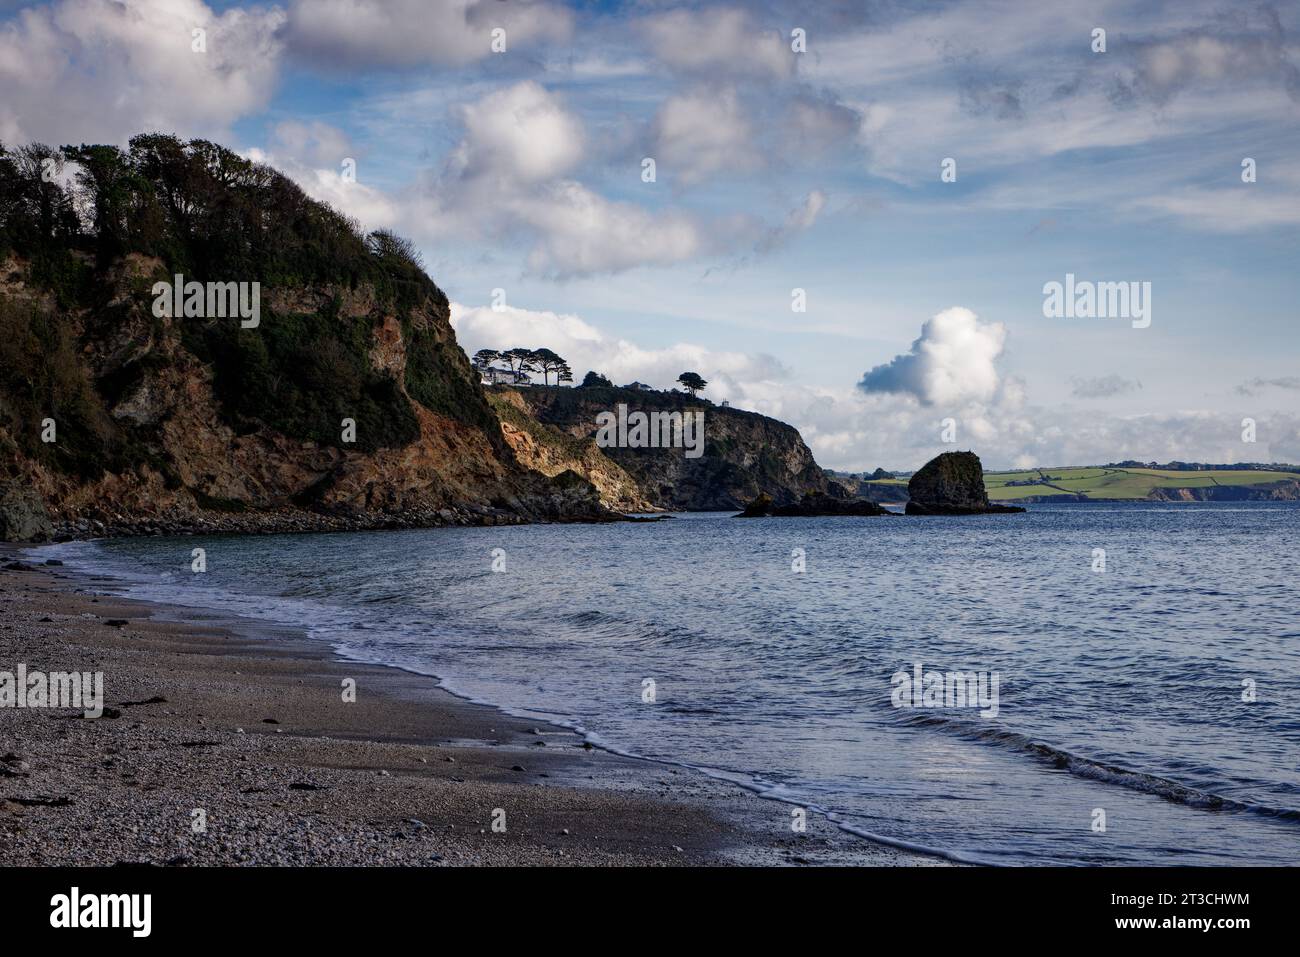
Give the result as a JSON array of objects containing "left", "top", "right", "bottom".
[
  {"left": 448, "top": 80, "right": 585, "bottom": 186},
  {"left": 642, "top": 7, "right": 793, "bottom": 81},
  {"left": 413, "top": 81, "right": 707, "bottom": 277},
  {"left": 270, "top": 119, "right": 354, "bottom": 169},
  {"left": 511, "top": 182, "right": 703, "bottom": 277},
  {"left": 0, "top": 0, "right": 284, "bottom": 146},
  {"left": 283, "top": 0, "right": 572, "bottom": 70},
  {"left": 653, "top": 85, "right": 756, "bottom": 186},
  {"left": 787, "top": 91, "right": 864, "bottom": 154},
  {"left": 858, "top": 307, "right": 1007, "bottom": 407}
]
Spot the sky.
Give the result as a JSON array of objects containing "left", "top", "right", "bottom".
[{"left": 2, "top": 0, "right": 1297, "bottom": 470}]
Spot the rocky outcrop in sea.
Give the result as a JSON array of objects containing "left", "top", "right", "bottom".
[{"left": 905, "top": 451, "right": 1025, "bottom": 515}]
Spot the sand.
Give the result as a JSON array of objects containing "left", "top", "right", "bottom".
[{"left": 0, "top": 557, "right": 946, "bottom": 867}]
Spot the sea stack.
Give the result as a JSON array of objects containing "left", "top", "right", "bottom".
[{"left": 905, "top": 451, "right": 1025, "bottom": 515}]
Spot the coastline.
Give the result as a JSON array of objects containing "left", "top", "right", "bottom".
[{"left": 0, "top": 555, "right": 944, "bottom": 867}]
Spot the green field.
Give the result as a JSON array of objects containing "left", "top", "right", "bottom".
[{"left": 983, "top": 467, "right": 1298, "bottom": 501}]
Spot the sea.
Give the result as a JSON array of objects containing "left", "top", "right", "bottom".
[{"left": 30, "top": 502, "right": 1300, "bottom": 865}]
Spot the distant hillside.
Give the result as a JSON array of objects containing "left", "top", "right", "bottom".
[
  {"left": 984, "top": 466, "right": 1300, "bottom": 502},
  {"left": 1103, "top": 460, "right": 1300, "bottom": 473}
]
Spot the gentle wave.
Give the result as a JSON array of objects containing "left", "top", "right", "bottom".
[{"left": 898, "top": 711, "right": 1300, "bottom": 821}]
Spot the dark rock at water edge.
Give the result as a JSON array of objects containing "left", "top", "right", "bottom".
[{"left": 905, "top": 451, "right": 1025, "bottom": 514}]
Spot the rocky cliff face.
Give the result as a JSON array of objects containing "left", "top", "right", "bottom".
[
  {"left": 0, "top": 135, "right": 609, "bottom": 541},
  {"left": 1146, "top": 481, "right": 1300, "bottom": 502},
  {"left": 0, "top": 252, "right": 609, "bottom": 541},
  {"left": 488, "top": 389, "right": 654, "bottom": 513},
  {"left": 504, "top": 384, "right": 832, "bottom": 510}
]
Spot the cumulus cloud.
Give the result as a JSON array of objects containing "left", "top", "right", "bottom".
[
  {"left": 417, "top": 82, "right": 705, "bottom": 277},
  {"left": 446, "top": 80, "right": 585, "bottom": 186},
  {"left": 511, "top": 182, "right": 704, "bottom": 277},
  {"left": 642, "top": 7, "right": 793, "bottom": 80},
  {"left": 857, "top": 307, "right": 1007, "bottom": 407},
  {"left": 0, "top": 0, "right": 284, "bottom": 146},
  {"left": 283, "top": 0, "right": 572, "bottom": 70},
  {"left": 384, "top": 81, "right": 725, "bottom": 277},
  {"left": 1070, "top": 375, "right": 1143, "bottom": 399},
  {"left": 653, "top": 86, "right": 756, "bottom": 186}
]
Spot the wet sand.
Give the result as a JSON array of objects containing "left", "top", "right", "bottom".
[{"left": 0, "top": 558, "right": 945, "bottom": 866}]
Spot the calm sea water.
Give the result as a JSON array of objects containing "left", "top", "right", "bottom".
[{"left": 37, "top": 503, "right": 1300, "bottom": 865}]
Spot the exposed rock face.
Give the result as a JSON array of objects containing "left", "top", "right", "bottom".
[
  {"left": 738, "top": 491, "right": 891, "bottom": 518},
  {"left": 508, "top": 385, "right": 832, "bottom": 510},
  {"left": 0, "top": 480, "right": 53, "bottom": 542},
  {"left": 905, "top": 451, "right": 1025, "bottom": 515},
  {"left": 489, "top": 390, "right": 655, "bottom": 512}
]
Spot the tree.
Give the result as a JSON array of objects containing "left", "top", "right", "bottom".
[
  {"left": 61, "top": 143, "right": 138, "bottom": 264},
  {"left": 366, "top": 229, "right": 425, "bottom": 272},
  {"left": 530, "top": 348, "right": 574, "bottom": 386},
  {"left": 472, "top": 349, "right": 501, "bottom": 371},
  {"left": 501, "top": 347, "right": 537, "bottom": 382},
  {"left": 580, "top": 370, "right": 612, "bottom": 388},
  {"left": 677, "top": 372, "right": 707, "bottom": 396}
]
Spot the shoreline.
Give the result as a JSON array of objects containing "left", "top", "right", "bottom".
[{"left": 0, "top": 553, "right": 945, "bottom": 867}]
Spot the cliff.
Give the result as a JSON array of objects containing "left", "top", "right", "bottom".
[
  {"left": 487, "top": 389, "right": 654, "bottom": 512},
  {"left": 502, "top": 384, "right": 833, "bottom": 510},
  {"left": 0, "top": 135, "right": 607, "bottom": 540}
]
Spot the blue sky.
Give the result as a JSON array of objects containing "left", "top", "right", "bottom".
[{"left": 2, "top": 0, "right": 1297, "bottom": 469}]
